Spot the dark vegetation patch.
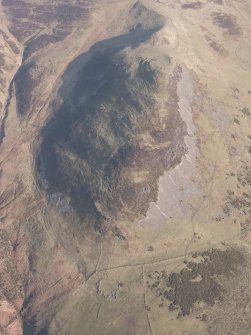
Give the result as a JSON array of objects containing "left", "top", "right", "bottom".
[
  {"left": 2, "top": 0, "right": 31, "bottom": 18},
  {"left": 241, "top": 107, "right": 250, "bottom": 116},
  {"left": 208, "top": 40, "right": 226, "bottom": 54},
  {"left": 137, "top": 59, "right": 158, "bottom": 85},
  {"left": 148, "top": 248, "right": 245, "bottom": 316},
  {"left": 205, "top": 35, "right": 228, "bottom": 56},
  {"left": 9, "top": 22, "right": 41, "bottom": 43},
  {"left": 227, "top": 195, "right": 250, "bottom": 211},
  {"left": 112, "top": 226, "right": 126, "bottom": 240},
  {"left": 14, "top": 63, "right": 39, "bottom": 117},
  {"left": 2, "top": 0, "right": 90, "bottom": 54},
  {"left": 209, "top": 0, "right": 223, "bottom": 4},
  {"left": 182, "top": 1, "right": 203, "bottom": 9},
  {"left": 0, "top": 54, "right": 4, "bottom": 67},
  {"left": 241, "top": 218, "right": 251, "bottom": 232},
  {"left": 23, "top": 29, "right": 71, "bottom": 59},
  {"left": 0, "top": 187, "right": 13, "bottom": 208},
  {"left": 237, "top": 163, "right": 251, "bottom": 187},
  {"left": 212, "top": 12, "right": 242, "bottom": 36},
  {"left": 50, "top": 4, "right": 86, "bottom": 26},
  {"left": 234, "top": 118, "right": 240, "bottom": 125},
  {"left": 225, "top": 163, "right": 251, "bottom": 231},
  {"left": 2, "top": 0, "right": 39, "bottom": 41},
  {"left": 0, "top": 229, "right": 23, "bottom": 305}
]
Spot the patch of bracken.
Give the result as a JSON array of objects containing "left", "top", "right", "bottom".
[
  {"left": 148, "top": 248, "right": 245, "bottom": 316},
  {"left": 212, "top": 12, "right": 242, "bottom": 36},
  {"left": 182, "top": 2, "right": 203, "bottom": 9}
]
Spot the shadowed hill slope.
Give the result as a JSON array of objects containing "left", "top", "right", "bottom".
[{"left": 38, "top": 19, "right": 186, "bottom": 230}]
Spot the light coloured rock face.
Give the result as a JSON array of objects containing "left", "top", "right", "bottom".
[
  {"left": 140, "top": 65, "right": 200, "bottom": 227},
  {"left": 0, "top": 1, "right": 251, "bottom": 334}
]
